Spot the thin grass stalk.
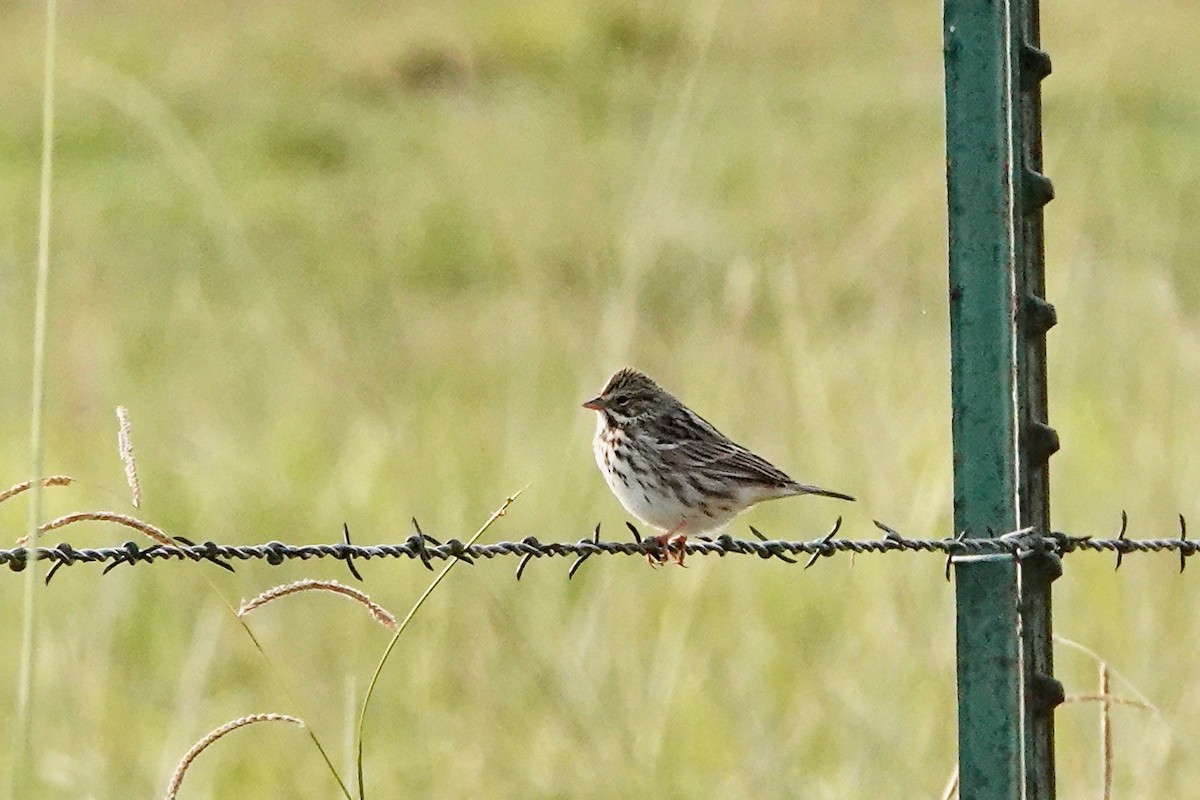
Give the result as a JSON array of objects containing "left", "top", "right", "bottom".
[
  {"left": 163, "top": 713, "right": 303, "bottom": 799},
  {"left": 17, "top": 505, "right": 356, "bottom": 797},
  {"left": 1054, "top": 635, "right": 1160, "bottom": 715},
  {"left": 48, "top": 509, "right": 358, "bottom": 798},
  {"left": 0, "top": 476, "right": 72, "bottom": 506},
  {"left": 238, "top": 580, "right": 398, "bottom": 631},
  {"left": 1100, "top": 663, "right": 1112, "bottom": 800},
  {"left": 21, "top": 510, "right": 176, "bottom": 546},
  {"left": 15, "top": 0, "right": 58, "bottom": 794},
  {"left": 116, "top": 405, "right": 142, "bottom": 507},
  {"left": 224, "top": 614, "right": 353, "bottom": 798},
  {"left": 939, "top": 767, "right": 959, "bottom": 800},
  {"left": 1065, "top": 694, "right": 1154, "bottom": 712},
  {"left": 354, "top": 488, "right": 524, "bottom": 800},
  {"left": 175, "top": 581, "right": 351, "bottom": 799}
]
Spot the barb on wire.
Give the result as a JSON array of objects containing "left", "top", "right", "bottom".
[
  {"left": 411, "top": 518, "right": 438, "bottom": 571},
  {"left": 1179, "top": 514, "right": 1188, "bottom": 573},
  {"left": 7, "top": 512, "right": 1200, "bottom": 580},
  {"left": 804, "top": 520, "right": 842, "bottom": 569},
  {"left": 514, "top": 536, "right": 542, "bottom": 581},
  {"left": 744, "top": 527, "right": 796, "bottom": 564},
  {"left": 340, "top": 523, "right": 363, "bottom": 582},
  {"left": 945, "top": 530, "right": 968, "bottom": 582},
  {"left": 567, "top": 525, "right": 602, "bottom": 580},
  {"left": 171, "top": 536, "right": 236, "bottom": 573},
  {"left": 878, "top": 520, "right": 908, "bottom": 543},
  {"left": 1114, "top": 511, "right": 1129, "bottom": 571}
]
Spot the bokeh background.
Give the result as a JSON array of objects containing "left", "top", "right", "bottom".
[{"left": 2, "top": 1, "right": 1200, "bottom": 797}]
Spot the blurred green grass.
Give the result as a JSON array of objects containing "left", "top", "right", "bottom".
[{"left": 2, "top": 0, "right": 1199, "bottom": 796}]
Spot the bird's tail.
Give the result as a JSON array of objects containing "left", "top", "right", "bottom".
[{"left": 792, "top": 483, "right": 855, "bottom": 502}]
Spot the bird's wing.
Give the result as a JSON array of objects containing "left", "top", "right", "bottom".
[{"left": 656, "top": 408, "right": 794, "bottom": 486}]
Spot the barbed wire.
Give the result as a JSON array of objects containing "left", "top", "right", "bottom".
[{"left": 2, "top": 511, "right": 1195, "bottom": 583}]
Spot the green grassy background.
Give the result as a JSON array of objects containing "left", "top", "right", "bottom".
[{"left": 2, "top": 1, "right": 1200, "bottom": 796}]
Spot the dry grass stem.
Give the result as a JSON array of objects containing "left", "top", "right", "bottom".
[
  {"left": 0, "top": 475, "right": 73, "bottom": 506},
  {"left": 1100, "top": 663, "right": 1113, "bottom": 800},
  {"left": 1063, "top": 693, "right": 1155, "bottom": 712},
  {"left": 164, "top": 713, "right": 304, "bottom": 799},
  {"left": 115, "top": 405, "right": 142, "bottom": 508},
  {"left": 1060, "top": 661, "right": 1159, "bottom": 800},
  {"left": 18, "top": 510, "right": 176, "bottom": 546},
  {"left": 939, "top": 766, "right": 958, "bottom": 800},
  {"left": 356, "top": 489, "right": 524, "bottom": 798},
  {"left": 1054, "top": 635, "right": 1161, "bottom": 715},
  {"left": 238, "top": 580, "right": 398, "bottom": 631}
]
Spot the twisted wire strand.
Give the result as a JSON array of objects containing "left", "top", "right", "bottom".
[{"left": 2, "top": 513, "right": 1196, "bottom": 581}]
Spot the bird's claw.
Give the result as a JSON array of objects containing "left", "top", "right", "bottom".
[{"left": 646, "top": 533, "right": 687, "bottom": 567}]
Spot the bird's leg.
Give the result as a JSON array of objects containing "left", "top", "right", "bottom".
[
  {"left": 669, "top": 534, "right": 689, "bottom": 566},
  {"left": 648, "top": 525, "right": 688, "bottom": 568},
  {"left": 647, "top": 532, "right": 669, "bottom": 567}
]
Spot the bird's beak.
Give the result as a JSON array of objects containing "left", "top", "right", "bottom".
[{"left": 582, "top": 396, "right": 605, "bottom": 410}]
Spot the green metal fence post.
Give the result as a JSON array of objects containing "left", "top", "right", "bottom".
[
  {"left": 944, "top": 0, "right": 1022, "bottom": 790},
  {"left": 1009, "top": 0, "right": 1064, "bottom": 797},
  {"left": 943, "top": 0, "right": 1060, "bottom": 797}
]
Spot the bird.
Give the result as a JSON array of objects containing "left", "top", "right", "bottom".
[{"left": 583, "top": 367, "right": 854, "bottom": 565}]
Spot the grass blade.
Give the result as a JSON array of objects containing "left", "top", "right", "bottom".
[{"left": 14, "top": 0, "right": 58, "bottom": 793}]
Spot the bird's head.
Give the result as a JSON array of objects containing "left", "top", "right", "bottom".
[{"left": 582, "top": 368, "right": 670, "bottom": 425}]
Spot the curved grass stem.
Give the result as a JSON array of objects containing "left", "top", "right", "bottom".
[{"left": 354, "top": 487, "right": 525, "bottom": 800}]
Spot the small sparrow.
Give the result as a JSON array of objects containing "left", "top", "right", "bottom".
[{"left": 584, "top": 368, "right": 854, "bottom": 565}]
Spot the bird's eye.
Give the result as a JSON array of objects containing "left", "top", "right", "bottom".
[{"left": 609, "top": 394, "right": 631, "bottom": 413}]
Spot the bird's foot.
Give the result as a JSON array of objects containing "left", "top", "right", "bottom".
[
  {"left": 646, "top": 534, "right": 669, "bottom": 567},
  {"left": 649, "top": 533, "right": 687, "bottom": 567}
]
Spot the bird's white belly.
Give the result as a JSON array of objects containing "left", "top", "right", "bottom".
[
  {"left": 604, "top": 465, "right": 694, "bottom": 531},
  {"left": 592, "top": 422, "right": 739, "bottom": 534}
]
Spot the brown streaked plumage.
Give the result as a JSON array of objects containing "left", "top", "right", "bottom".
[{"left": 583, "top": 368, "right": 853, "bottom": 565}]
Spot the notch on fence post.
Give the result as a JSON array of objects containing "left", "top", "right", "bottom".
[{"left": 944, "top": 0, "right": 1060, "bottom": 797}]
